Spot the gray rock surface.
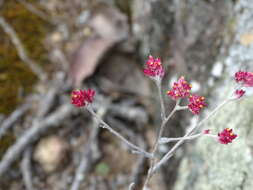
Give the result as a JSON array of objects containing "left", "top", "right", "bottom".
[{"left": 174, "top": 0, "right": 253, "bottom": 189}]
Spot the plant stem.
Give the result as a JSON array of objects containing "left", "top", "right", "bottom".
[
  {"left": 156, "top": 80, "right": 166, "bottom": 120},
  {"left": 151, "top": 98, "right": 230, "bottom": 173},
  {"left": 159, "top": 134, "right": 202, "bottom": 144},
  {"left": 142, "top": 97, "right": 180, "bottom": 189},
  {"left": 159, "top": 133, "right": 217, "bottom": 144},
  {"left": 176, "top": 105, "right": 188, "bottom": 111},
  {"left": 86, "top": 106, "right": 153, "bottom": 159}
]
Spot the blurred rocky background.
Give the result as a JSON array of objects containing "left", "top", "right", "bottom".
[{"left": 0, "top": 0, "right": 253, "bottom": 190}]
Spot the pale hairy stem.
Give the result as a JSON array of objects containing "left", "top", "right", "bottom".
[
  {"left": 152, "top": 98, "right": 231, "bottom": 173},
  {"left": 142, "top": 96, "right": 181, "bottom": 189},
  {"left": 156, "top": 80, "right": 166, "bottom": 120},
  {"left": 86, "top": 106, "right": 153, "bottom": 158},
  {"left": 176, "top": 105, "right": 188, "bottom": 111},
  {"left": 159, "top": 100, "right": 181, "bottom": 145},
  {"left": 159, "top": 133, "right": 217, "bottom": 144},
  {"left": 159, "top": 134, "right": 202, "bottom": 144}
]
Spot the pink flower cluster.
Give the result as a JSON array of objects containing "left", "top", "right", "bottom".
[
  {"left": 235, "top": 71, "right": 253, "bottom": 87},
  {"left": 167, "top": 76, "right": 191, "bottom": 100},
  {"left": 188, "top": 94, "right": 207, "bottom": 115},
  {"left": 203, "top": 129, "right": 210, "bottom": 134},
  {"left": 167, "top": 76, "right": 207, "bottom": 114},
  {"left": 143, "top": 55, "right": 165, "bottom": 78},
  {"left": 69, "top": 55, "right": 245, "bottom": 146},
  {"left": 71, "top": 89, "right": 95, "bottom": 107},
  {"left": 203, "top": 128, "right": 237, "bottom": 144},
  {"left": 218, "top": 128, "right": 237, "bottom": 144},
  {"left": 234, "top": 71, "right": 253, "bottom": 99},
  {"left": 235, "top": 89, "right": 245, "bottom": 99}
]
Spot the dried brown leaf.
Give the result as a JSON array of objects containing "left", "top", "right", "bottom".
[{"left": 69, "top": 6, "right": 128, "bottom": 87}]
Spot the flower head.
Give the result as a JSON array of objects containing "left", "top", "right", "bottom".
[
  {"left": 167, "top": 76, "right": 192, "bottom": 100},
  {"left": 71, "top": 90, "right": 86, "bottom": 107},
  {"left": 188, "top": 94, "right": 207, "bottom": 114},
  {"left": 235, "top": 89, "right": 245, "bottom": 99},
  {"left": 235, "top": 71, "right": 253, "bottom": 87},
  {"left": 218, "top": 128, "right": 237, "bottom": 144},
  {"left": 71, "top": 89, "right": 95, "bottom": 107},
  {"left": 203, "top": 129, "right": 210, "bottom": 134},
  {"left": 143, "top": 55, "right": 164, "bottom": 79},
  {"left": 84, "top": 89, "right": 95, "bottom": 103}
]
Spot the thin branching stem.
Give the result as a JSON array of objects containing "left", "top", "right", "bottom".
[
  {"left": 156, "top": 80, "right": 166, "bottom": 120},
  {"left": 159, "top": 133, "right": 217, "bottom": 144},
  {"left": 176, "top": 105, "right": 188, "bottom": 111},
  {"left": 142, "top": 82, "right": 181, "bottom": 189},
  {"left": 151, "top": 98, "right": 231, "bottom": 173},
  {"left": 86, "top": 106, "right": 153, "bottom": 158},
  {"left": 159, "top": 134, "right": 202, "bottom": 144}
]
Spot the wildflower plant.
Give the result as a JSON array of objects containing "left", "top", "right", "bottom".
[{"left": 70, "top": 55, "right": 251, "bottom": 190}]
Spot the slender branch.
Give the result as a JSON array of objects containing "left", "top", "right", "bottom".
[
  {"left": 157, "top": 101, "right": 179, "bottom": 146},
  {"left": 143, "top": 81, "right": 180, "bottom": 189},
  {"left": 159, "top": 134, "right": 202, "bottom": 144},
  {"left": 159, "top": 133, "right": 217, "bottom": 144},
  {"left": 70, "top": 122, "right": 101, "bottom": 190},
  {"left": 0, "top": 16, "right": 47, "bottom": 81},
  {"left": 142, "top": 98, "right": 180, "bottom": 189},
  {"left": 21, "top": 147, "right": 34, "bottom": 190},
  {"left": 36, "top": 88, "right": 58, "bottom": 118},
  {"left": 86, "top": 106, "right": 153, "bottom": 158},
  {"left": 195, "top": 99, "right": 230, "bottom": 128},
  {"left": 176, "top": 105, "right": 188, "bottom": 111},
  {"left": 155, "top": 99, "right": 181, "bottom": 147},
  {"left": 0, "top": 104, "right": 73, "bottom": 177},
  {"left": 152, "top": 98, "right": 230, "bottom": 173},
  {"left": 0, "top": 103, "right": 30, "bottom": 140},
  {"left": 156, "top": 80, "right": 166, "bottom": 120},
  {"left": 163, "top": 100, "right": 181, "bottom": 132}
]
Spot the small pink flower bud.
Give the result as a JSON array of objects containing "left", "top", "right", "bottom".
[
  {"left": 167, "top": 76, "right": 192, "bottom": 100},
  {"left": 235, "top": 89, "right": 245, "bottom": 99},
  {"left": 143, "top": 55, "right": 165, "bottom": 78},
  {"left": 84, "top": 89, "right": 96, "bottom": 103},
  {"left": 71, "top": 89, "right": 95, "bottom": 107},
  {"left": 218, "top": 128, "right": 237, "bottom": 144},
  {"left": 235, "top": 71, "right": 253, "bottom": 87},
  {"left": 203, "top": 129, "right": 210, "bottom": 134},
  {"left": 188, "top": 94, "right": 207, "bottom": 114}
]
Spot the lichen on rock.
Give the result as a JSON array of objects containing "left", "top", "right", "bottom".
[{"left": 174, "top": 0, "right": 253, "bottom": 189}]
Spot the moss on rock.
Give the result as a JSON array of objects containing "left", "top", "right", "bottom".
[{"left": 0, "top": 0, "right": 49, "bottom": 114}]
